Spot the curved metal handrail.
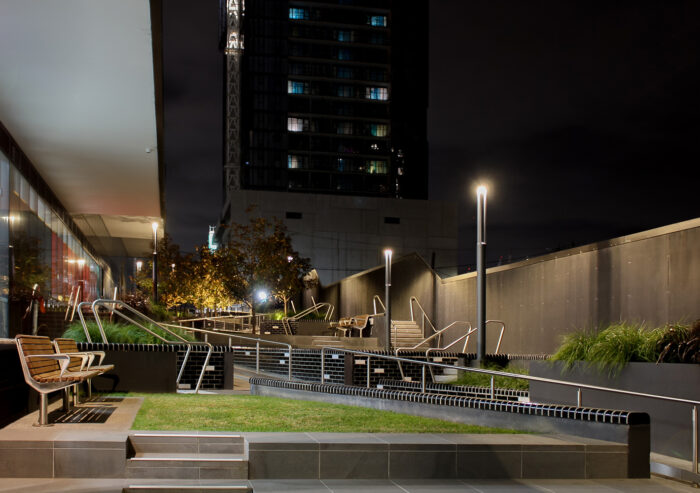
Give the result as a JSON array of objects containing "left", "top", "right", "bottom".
[
  {"left": 394, "top": 321, "right": 471, "bottom": 380},
  {"left": 408, "top": 296, "right": 438, "bottom": 335},
  {"left": 282, "top": 302, "right": 334, "bottom": 335},
  {"left": 86, "top": 299, "right": 213, "bottom": 393},
  {"left": 372, "top": 295, "right": 386, "bottom": 315},
  {"left": 170, "top": 324, "right": 294, "bottom": 381}
]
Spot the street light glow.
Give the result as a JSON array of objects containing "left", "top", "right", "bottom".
[
  {"left": 151, "top": 222, "right": 158, "bottom": 234},
  {"left": 477, "top": 185, "right": 487, "bottom": 198},
  {"left": 384, "top": 248, "right": 393, "bottom": 259},
  {"left": 257, "top": 290, "right": 268, "bottom": 302}
]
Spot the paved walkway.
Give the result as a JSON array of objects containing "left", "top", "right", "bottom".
[{"left": 0, "top": 476, "right": 697, "bottom": 492}]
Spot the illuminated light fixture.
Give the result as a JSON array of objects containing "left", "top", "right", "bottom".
[
  {"left": 475, "top": 184, "right": 487, "bottom": 362},
  {"left": 383, "top": 248, "right": 393, "bottom": 349},
  {"left": 136, "top": 260, "right": 143, "bottom": 272},
  {"left": 257, "top": 290, "right": 268, "bottom": 302}
]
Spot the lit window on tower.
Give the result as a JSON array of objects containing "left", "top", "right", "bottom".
[
  {"left": 288, "top": 155, "right": 303, "bottom": 168},
  {"left": 365, "top": 87, "right": 388, "bottom": 100},
  {"left": 288, "top": 80, "right": 308, "bottom": 94},
  {"left": 367, "top": 160, "right": 388, "bottom": 174},
  {"left": 368, "top": 15, "right": 387, "bottom": 27},
  {"left": 287, "top": 117, "right": 308, "bottom": 132},
  {"left": 289, "top": 8, "right": 309, "bottom": 20},
  {"left": 337, "top": 48, "right": 352, "bottom": 61},
  {"left": 370, "top": 124, "right": 388, "bottom": 137}
]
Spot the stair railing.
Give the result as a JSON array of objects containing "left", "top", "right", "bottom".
[
  {"left": 77, "top": 299, "right": 213, "bottom": 394},
  {"left": 394, "top": 321, "right": 471, "bottom": 380},
  {"left": 372, "top": 295, "right": 386, "bottom": 315},
  {"left": 408, "top": 296, "right": 438, "bottom": 336},
  {"left": 170, "top": 325, "right": 293, "bottom": 381},
  {"left": 282, "top": 302, "right": 334, "bottom": 335}
]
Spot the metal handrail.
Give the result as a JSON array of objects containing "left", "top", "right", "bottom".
[
  {"left": 166, "top": 324, "right": 294, "bottom": 381},
  {"left": 372, "top": 295, "right": 386, "bottom": 315},
  {"left": 409, "top": 296, "right": 438, "bottom": 335},
  {"left": 282, "top": 302, "right": 334, "bottom": 335},
  {"left": 455, "top": 319, "right": 507, "bottom": 356},
  {"left": 84, "top": 299, "right": 213, "bottom": 394},
  {"left": 319, "top": 344, "right": 700, "bottom": 473},
  {"left": 394, "top": 321, "right": 471, "bottom": 381},
  {"left": 179, "top": 314, "right": 267, "bottom": 332}
]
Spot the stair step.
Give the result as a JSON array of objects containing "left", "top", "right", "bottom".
[
  {"left": 124, "top": 484, "right": 251, "bottom": 492},
  {"left": 127, "top": 434, "right": 248, "bottom": 480}
]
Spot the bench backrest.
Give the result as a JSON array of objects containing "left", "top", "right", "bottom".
[
  {"left": 53, "top": 338, "right": 83, "bottom": 372},
  {"left": 15, "top": 334, "right": 61, "bottom": 380}
]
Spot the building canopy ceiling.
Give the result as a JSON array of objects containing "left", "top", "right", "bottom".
[{"left": 0, "top": 0, "right": 161, "bottom": 257}]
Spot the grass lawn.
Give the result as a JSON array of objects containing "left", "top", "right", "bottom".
[{"left": 126, "top": 393, "right": 520, "bottom": 433}]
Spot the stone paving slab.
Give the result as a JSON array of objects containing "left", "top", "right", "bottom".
[{"left": 0, "top": 477, "right": 697, "bottom": 492}]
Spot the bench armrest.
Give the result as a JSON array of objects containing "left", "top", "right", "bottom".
[
  {"left": 61, "top": 352, "right": 94, "bottom": 370},
  {"left": 25, "top": 354, "right": 72, "bottom": 377}
]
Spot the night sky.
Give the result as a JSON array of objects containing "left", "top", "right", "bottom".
[{"left": 163, "top": 0, "right": 700, "bottom": 273}]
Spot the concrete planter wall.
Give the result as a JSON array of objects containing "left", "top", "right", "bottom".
[{"left": 530, "top": 361, "right": 700, "bottom": 460}]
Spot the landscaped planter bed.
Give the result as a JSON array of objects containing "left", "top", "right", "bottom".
[{"left": 529, "top": 361, "right": 700, "bottom": 460}]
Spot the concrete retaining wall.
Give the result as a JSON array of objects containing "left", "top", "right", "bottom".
[{"left": 315, "top": 218, "right": 700, "bottom": 354}]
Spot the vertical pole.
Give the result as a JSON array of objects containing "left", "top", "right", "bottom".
[
  {"left": 577, "top": 388, "right": 583, "bottom": 407},
  {"left": 384, "top": 249, "right": 393, "bottom": 350},
  {"left": 367, "top": 357, "right": 371, "bottom": 388},
  {"left": 490, "top": 376, "right": 495, "bottom": 399},
  {"left": 476, "top": 186, "right": 487, "bottom": 363},
  {"left": 152, "top": 222, "right": 158, "bottom": 304},
  {"left": 421, "top": 365, "right": 426, "bottom": 393},
  {"left": 256, "top": 342, "right": 260, "bottom": 373},
  {"left": 693, "top": 405, "right": 698, "bottom": 474}
]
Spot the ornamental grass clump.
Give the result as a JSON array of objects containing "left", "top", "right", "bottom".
[
  {"left": 551, "top": 322, "right": 665, "bottom": 376},
  {"left": 62, "top": 320, "right": 194, "bottom": 344}
]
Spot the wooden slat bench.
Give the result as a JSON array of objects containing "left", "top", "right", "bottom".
[{"left": 15, "top": 335, "right": 100, "bottom": 426}]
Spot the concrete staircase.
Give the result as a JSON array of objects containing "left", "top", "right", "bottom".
[
  {"left": 125, "top": 433, "right": 248, "bottom": 482},
  {"left": 391, "top": 320, "right": 425, "bottom": 348}
]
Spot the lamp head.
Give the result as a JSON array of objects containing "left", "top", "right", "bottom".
[{"left": 476, "top": 185, "right": 487, "bottom": 198}]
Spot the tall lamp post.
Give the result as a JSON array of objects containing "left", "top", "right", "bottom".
[
  {"left": 152, "top": 222, "right": 158, "bottom": 303},
  {"left": 384, "top": 248, "right": 393, "bottom": 350},
  {"left": 476, "top": 186, "right": 487, "bottom": 363}
]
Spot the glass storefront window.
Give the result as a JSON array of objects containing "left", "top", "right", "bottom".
[{"left": 0, "top": 149, "right": 107, "bottom": 338}]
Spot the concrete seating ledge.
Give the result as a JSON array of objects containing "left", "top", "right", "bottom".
[
  {"left": 250, "top": 377, "right": 650, "bottom": 478},
  {"left": 0, "top": 429, "right": 633, "bottom": 480}
]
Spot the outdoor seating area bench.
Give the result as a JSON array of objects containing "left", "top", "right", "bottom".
[
  {"left": 14, "top": 335, "right": 109, "bottom": 426},
  {"left": 332, "top": 314, "right": 373, "bottom": 337}
]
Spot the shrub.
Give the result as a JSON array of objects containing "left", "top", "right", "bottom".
[
  {"left": 62, "top": 320, "right": 194, "bottom": 344},
  {"left": 551, "top": 321, "right": 695, "bottom": 375},
  {"left": 657, "top": 320, "right": 700, "bottom": 364}
]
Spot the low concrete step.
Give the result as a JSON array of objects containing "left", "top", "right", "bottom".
[
  {"left": 124, "top": 484, "right": 251, "bottom": 492},
  {"left": 127, "top": 433, "right": 248, "bottom": 480}
]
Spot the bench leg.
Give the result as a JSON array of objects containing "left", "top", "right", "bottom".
[
  {"left": 35, "top": 393, "right": 49, "bottom": 426},
  {"left": 86, "top": 378, "right": 92, "bottom": 400},
  {"left": 73, "top": 384, "right": 79, "bottom": 406},
  {"left": 62, "top": 387, "right": 72, "bottom": 411}
]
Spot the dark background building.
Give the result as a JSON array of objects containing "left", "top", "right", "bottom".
[{"left": 230, "top": 0, "right": 428, "bottom": 199}]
